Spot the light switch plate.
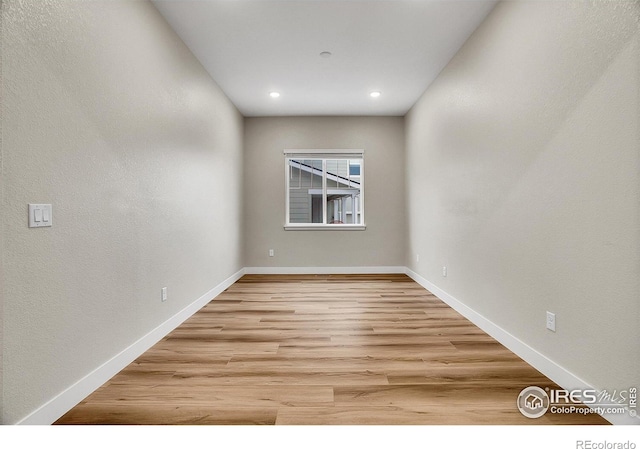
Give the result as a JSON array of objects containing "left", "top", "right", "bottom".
[{"left": 29, "top": 204, "right": 52, "bottom": 228}]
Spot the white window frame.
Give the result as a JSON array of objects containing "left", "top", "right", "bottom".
[{"left": 284, "top": 149, "right": 366, "bottom": 231}]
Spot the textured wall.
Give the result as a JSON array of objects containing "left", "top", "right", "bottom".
[
  {"left": 406, "top": 1, "right": 640, "bottom": 392},
  {"left": 244, "top": 116, "right": 405, "bottom": 268},
  {"left": 2, "top": 0, "right": 243, "bottom": 423},
  {"left": 0, "top": 0, "right": 4, "bottom": 422}
]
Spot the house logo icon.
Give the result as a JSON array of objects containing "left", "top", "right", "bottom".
[
  {"left": 525, "top": 393, "right": 543, "bottom": 410},
  {"left": 517, "top": 386, "right": 550, "bottom": 418}
]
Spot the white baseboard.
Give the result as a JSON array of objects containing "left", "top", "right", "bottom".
[
  {"left": 16, "top": 268, "right": 245, "bottom": 425},
  {"left": 244, "top": 266, "right": 406, "bottom": 275},
  {"left": 405, "top": 268, "right": 640, "bottom": 426}
]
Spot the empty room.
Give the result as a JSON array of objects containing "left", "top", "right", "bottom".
[{"left": 1, "top": 0, "right": 639, "bottom": 439}]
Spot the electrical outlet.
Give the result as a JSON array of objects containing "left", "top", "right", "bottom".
[
  {"left": 416, "top": 254, "right": 420, "bottom": 263},
  {"left": 269, "top": 249, "right": 275, "bottom": 257},
  {"left": 546, "top": 311, "right": 556, "bottom": 332},
  {"left": 161, "top": 287, "right": 167, "bottom": 302},
  {"left": 442, "top": 266, "right": 447, "bottom": 277}
]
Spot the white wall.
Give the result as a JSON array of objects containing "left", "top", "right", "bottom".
[
  {"left": 0, "top": 5, "right": 4, "bottom": 414},
  {"left": 1, "top": 0, "right": 243, "bottom": 424},
  {"left": 244, "top": 117, "right": 405, "bottom": 269},
  {"left": 0, "top": 1, "right": 5, "bottom": 417},
  {"left": 406, "top": 0, "right": 639, "bottom": 394}
]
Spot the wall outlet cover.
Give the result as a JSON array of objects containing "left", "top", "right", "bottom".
[{"left": 546, "top": 311, "right": 556, "bottom": 332}]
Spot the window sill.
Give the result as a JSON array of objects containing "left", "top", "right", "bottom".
[{"left": 284, "top": 225, "right": 367, "bottom": 231}]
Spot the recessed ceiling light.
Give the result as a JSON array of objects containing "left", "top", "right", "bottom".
[
  {"left": 269, "top": 92, "right": 280, "bottom": 98},
  {"left": 370, "top": 91, "right": 381, "bottom": 98},
  {"left": 319, "top": 51, "right": 332, "bottom": 58}
]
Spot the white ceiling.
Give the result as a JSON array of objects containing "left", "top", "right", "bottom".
[{"left": 152, "top": 0, "right": 497, "bottom": 117}]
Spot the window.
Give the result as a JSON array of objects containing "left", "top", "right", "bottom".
[{"left": 285, "top": 149, "right": 365, "bottom": 230}]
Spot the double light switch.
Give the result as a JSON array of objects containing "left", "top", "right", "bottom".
[{"left": 29, "top": 204, "right": 52, "bottom": 228}]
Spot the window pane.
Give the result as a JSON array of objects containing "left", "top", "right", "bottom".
[
  {"left": 325, "top": 159, "right": 361, "bottom": 224},
  {"left": 288, "top": 159, "right": 321, "bottom": 224}
]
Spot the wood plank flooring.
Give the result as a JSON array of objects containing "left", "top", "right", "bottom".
[{"left": 55, "top": 274, "right": 608, "bottom": 425}]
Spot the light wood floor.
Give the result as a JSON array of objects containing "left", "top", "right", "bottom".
[{"left": 55, "top": 274, "right": 608, "bottom": 425}]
